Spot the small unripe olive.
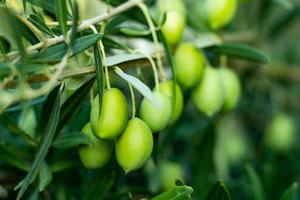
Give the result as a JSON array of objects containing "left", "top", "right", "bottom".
[
  {"left": 206, "top": 0, "right": 237, "bottom": 29},
  {"left": 159, "top": 161, "right": 184, "bottom": 190},
  {"left": 192, "top": 66, "right": 224, "bottom": 117},
  {"left": 265, "top": 113, "right": 296, "bottom": 152},
  {"left": 79, "top": 123, "right": 113, "bottom": 169},
  {"left": 161, "top": 11, "right": 185, "bottom": 46},
  {"left": 219, "top": 67, "right": 241, "bottom": 110},
  {"left": 116, "top": 118, "right": 153, "bottom": 173},
  {"left": 140, "top": 91, "right": 172, "bottom": 132},
  {"left": 159, "top": 81, "right": 184, "bottom": 125},
  {"left": 90, "top": 88, "right": 128, "bottom": 140},
  {"left": 174, "top": 43, "right": 205, "bottom": 89}
]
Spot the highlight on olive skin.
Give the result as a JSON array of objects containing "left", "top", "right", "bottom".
[
  {"left": 116, "top": 118, "right": 154, "bottom": 173},
  {"left": 79, "top": 123, "right": 113, "bottom": 169},
  {"left": 90, "top": 88, "right": 128, "bottom": 140}
]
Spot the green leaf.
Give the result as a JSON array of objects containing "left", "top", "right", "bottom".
[
  {"left": 83, "top": 172, "right": 116, "bottom": 200},
  {"left": 106, "top": 53, "right": 150, "bottom": 67},
  {"left": 32, "top": 34, "right": 102, "bottom": 63},
  {"left": 280, "top": 182, "right": 298, "bottom": 200},
  {"left": 15, "top": 84, "right": 64, "bottom": 200},
  {"left": 56, "top": 0, "right": 68, "bottom": 37},
  {"left": 119, "top": 27, "right": 150, "bottom": 37},
  {"left": 50, "top": 159, "right": 77, "bottom": 173},
  {"left": 151, "top": 186, "right": 193, "bottom": 200},
  {"left": 102, "top": 36, "right": 129, "bottom": 50},
  {"left": 204, "top": 181, "right": 231, "bottom": 200},
  {"left": 114, "top": 67, "right": 159, "bottom": 107},
  {"left": 245, "top": 164, "right": 266, "bottom": 200},
  {"left": 57, "top": 77, "right": 94, "bottom": 131},
  {"left": 28, "top": 14, "right": 55, "bottom": 37},
  {"left": 38, "top": 161, "right": 53, "bottom": 191},
  {"left": 68, "top": 0, "right": 78, "bottom": 46},
  {"left": 93, "top": 43, "right": 104, "bottom": 114},
  {"left": 25, "top": 0, "right": 56, "bottom": 14},
  {"left": 205, "top": 43, "right": 270, "bottom": 63},
  {"left": 51, "top": 132, "right": 91, "bottom": 149}
]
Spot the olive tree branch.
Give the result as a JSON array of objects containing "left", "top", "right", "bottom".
[{"left": 5, "top": 0, "right": 145, "bottom": 60}]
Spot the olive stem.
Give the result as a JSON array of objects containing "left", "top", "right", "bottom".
[
  {"left": 131, "top": 49, "right": 160, "bottom": 91},
  {"left": 138, "top": 3, "right": 167, "bottom": 81},
  {"left": 128, "top": 82, "right": 136, "bottom": 119},
  {"left": 4, "top": 0, "right": 145, "bottom": 60}
]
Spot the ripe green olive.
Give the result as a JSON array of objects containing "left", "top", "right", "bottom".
[
  {"left": 219, "top": 67, "right": 241, "bottom": 111},
  {"left": 116, "top": 118, "right": 153, "bottom": 173},
  {"left": 157, "top": 0, "right": 186, "bottom": 16},
  {"left": 174, "top": 43, "right": 205, "bottom": 89},
  {"left": 79, "top": 123, "right": 113, "bottom": 169},
  {"left": 161, "top": 11, "right": 185, "bottom": 46},
  {"left": 159, "top": 161, "right": 184, "bottom": 190},
  {"left": 140, "top": 91, "right": 172, "bottom": 132},
  {"left": 158, "top": 81, "right": 184, "bottom": 125},
  {"left": 206, "top": 0, "right": 237, "bottom": 29},
  {"left": 265, "top": 113, "right": 296, "bottom": 152},
  {"left": 90, "top": 88, "right": 128, "bottom": 140},
  {"left": 192, "top": 66, "right": 224, "bottom": 117}
]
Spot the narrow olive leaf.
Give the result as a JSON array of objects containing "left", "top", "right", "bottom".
[
  {"left": 31, "top": 34, "right": 102, "bottom": 63},
  {"left": 28, "top": 14, "right": 55, "bottom": 37},
  {"left": 280, "top": 182, "right": 298, "bottom": 200},
  {"left": 25, "top": 0, "right": 56, "bottom": 14},
  {"left": 272, "top": 0, "right": 294, "bottom": 10},
  {"left": 68, "top": 0, "right": 78, "bottom": 46},
  {"left": 15, "top": 84, "right": 64, "bottom": 200},
  {"left": 83, "top": 172, "right": 116, "bottom": 200},
  {"left": 38, "top": 161, "right": 52, "bottom": 191},
  {"left": 50, "top": 159, "right": 77, "bottom": 173},
  {"left": 245, "top": 164, "right": 266, "bottom": 200},
  {"left": 0, "top": 36, "right": 9, "bottom": 54},
  {"left": 57, "top": 77, "right": 95, "bottom": 131},
  {"left": 151, "top": 186, "right": 193, "bottom": 200},
  {"left": 0, "top": 7, "right": 25, "bottom": 57},
  {"left": 204, "top": 181, "right": 231, "bottom": 200},
  {"left": 102, "top": 36, "right": 129, "bottom": 50},
  {"left": 56, "top": 0, "right": 68, "bottom": 37},
  {"left": 51, "top": 132, "right": 91, "bottom": 149},
  {"left": 106, "top": 53, "right": 149, "bottom": 66},
  {"left": 205, "top": 43, "right": 270, "bottom": 63},
  {"left": 114, "top": 67, "right": 159, "bottom": 107},
  {"left": 5, "top": 97, "right": 46, "bottom": 113},
  {"left": 119, "top": 27, "right": 150, "bottom": 37},
  {"left": 93, "top": 43, "right": 104, "bottom": 114}
]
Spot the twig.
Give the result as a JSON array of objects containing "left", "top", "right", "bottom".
[{"left": 6, "top": 0, "right": 145, "bottom": 60}]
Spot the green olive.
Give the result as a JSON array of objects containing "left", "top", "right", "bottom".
[
  {"left": 159, "top": 161, "right": 184, "bottom": 190},
  {"left": 90, "top": 88, "right": 128, "bottom": 140},
  {"left": 79, "top": 123, "right": 113, "bottom": 169},
  {"left": 192, "top": 66, "right": 224, "bottom": 117},
  {"left": 206, "top": 0, "right": 237, "bottom": 29},
  {"left": 116, "top": 118, "right": 153, "bottom": 173},
  {"left": 174, "top": 43, "right": 205, "bottom": 89},
  {"left": 159, "top": 81, "right": 184, "bottom": 125},
  {"left": 265, "top": 113, "right": 296, "bottom": 152},
  {"left": 140, "top": 91, "right": 172, "bottom": 132},
  {"left": 219, "top": 67, "right": 241, "bottom": 110},
  {"left": 161, "top": 11, "right": 185, "bottom": 46}
]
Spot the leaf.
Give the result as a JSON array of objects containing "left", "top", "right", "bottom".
[
  {"left": 57, "top": 77, "right": 94, "bottom": 131},
  {"left": 151, "top": 186, "right": 193, "bottom": 200},
  {"left": 25, "top": 0, "right": 56, "bottom": 14},
  {"left": 93, "top": 43, "right": 104, "bottom": 114},
  {"left": 102, "top": 36, "right": 129, "bottom": 50},
  {"left": 50, "top": 159, "right": 77, "bottom": 173},
  {"left": 245, "top": 164, "right": 266, "bottom": 200},
  {"left": 38, "top": 161, "right": 53, "bottom": 191},
  {"left": 205, "top": 43, "right": 270, "bottom": 63},
  {"left": 119, "top": 27, "right": 150, "bottom": 36},
  {"left": 28, "top": 14, "right": 55, "bottom": 37},
  {"left": 106, "top": 53, "right": 148, "bottom": 66},
  {"left": 204, "top": 181, "right": 231, "bottom": 200},
  {"left": 32, "top": 34, "right": 102, "bottom": 63},
  {"left": 114, "top": 67, "right": 159, "bottom": 107},
  {"left": 56, "top": 0, "right": 68, "bottom": 37},
  {"left": 51, "top": 132, "right": 91, "bottom": 149},
  {"left": 68, "top": 0, "right": 78, "bottom": 46},
  {"left": 15, "top": 84, "right": 64, "bottom": 200},
  {"left": 83, "top": 172, "right": 116, "bottom": 200},
  {"left": 280, "top": 182, "right": 298, "bottom": 200}
]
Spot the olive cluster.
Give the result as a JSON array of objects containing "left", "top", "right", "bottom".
[{"left": 78, "top": 0, "right": 241, "bottom": 173}]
